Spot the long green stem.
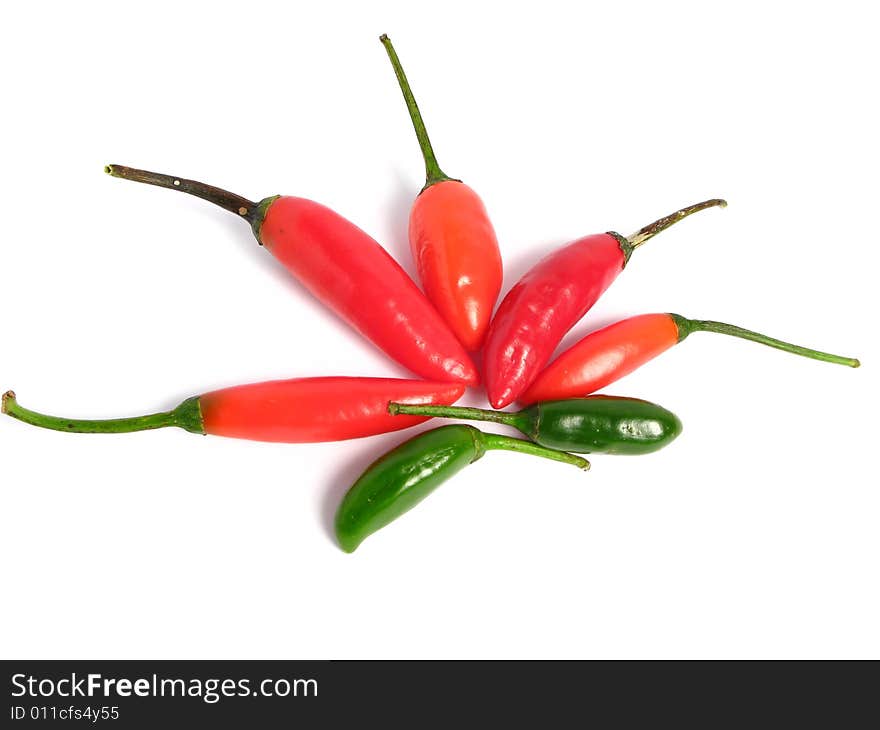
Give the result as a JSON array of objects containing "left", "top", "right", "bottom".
[
  {"left": 1, "top": 391, "right": 205, "bottom": 434},
  {"left": 482, "top": 433, "right": 590, "bottom": 470},
  {"left": 389, "top": 401, "right": 519, "bottom": 426},
  {"left": 671, "top": 316, "right": 860, "bottom": 367},
  {"left": 380, "top": 34, "right": 455, "bottom": 189}
]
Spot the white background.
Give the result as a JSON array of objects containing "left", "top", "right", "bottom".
[{"left": 1, "top": 1, "right": 877, "bottom": 659}]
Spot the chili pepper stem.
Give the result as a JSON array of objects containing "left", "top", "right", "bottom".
[
  {"left": 670, "top": 315, "right": 860, "bottom": 368},
  {"left": 105, "top": 164, "right": 257, "bottom": 219},
  {"left": 481, "top": 432, "right": 590, "bottom": 470},
  {"left": 1, "top": 391, "right": 205, "bottom": 434},
  {"left": 105, "top": 164, "right": 279, "bottom": 241},
  {"left": 389, "top": 401, "right": 521, "bottom": 428},
  {"left": 614, "top": 198, "right": 727, "bottom": 262},
  {"left": 380, "top": 34, "right": 457, "bottom": 190}
]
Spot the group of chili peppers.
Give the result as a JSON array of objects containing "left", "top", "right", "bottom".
[{"left": 3, "top": 36, "right": 860, "bottom": 552}]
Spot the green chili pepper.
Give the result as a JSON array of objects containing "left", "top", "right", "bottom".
[
  {"left": 388, "top": 396, "right": 682, "bottom": 455},
  {"left": 335, "top": 424, "right": 589, "bottom": 553}
]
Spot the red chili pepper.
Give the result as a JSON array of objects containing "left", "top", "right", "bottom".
[
  {"left": 520, "top": 313, "right": 860, "bottom": 404},
  {"left": 482, "top": 199, "right": 726, "bottom": 408},
  {"left": 380, "top": 35, "right": 503, "bottom": 351},
  {"left": 2, "top": 378, "right": 466, "bottom": 442},
  {"left": 201, "top": 377, "right": 466, "bottom": 441},
  {"left": 104, "top": 165, "right": 479, "bottom": 385}
]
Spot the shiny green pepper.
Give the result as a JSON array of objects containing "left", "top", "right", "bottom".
[
  {"left": 335, "top": 424, "right": 589, "bottom": 553},
  {"left": 388, "top": 396, "right": 682, "bottom": 455}
]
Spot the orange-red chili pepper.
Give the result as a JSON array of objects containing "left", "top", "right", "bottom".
[
  {"left": 380, "top": 35, "right": 503, "bottom": 352},
  {"left": 483, "top": 199, "right": 726, "bottom": 408},
  {"left": 519, "top": 313, "right": 860, "bottom": 404},
  {"left": 2, "top": 378, "right": 466, "bottom": 442},
  {"left": 104, "top": 165, "right": 478, "bottom": 385}
]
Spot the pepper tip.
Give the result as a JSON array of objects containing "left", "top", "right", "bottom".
[
  {"left": 336, "top": 533, "right": 360, "bottom": 553},
  {"left": 489, "top": 390, "right": 513, "bottom": 410}
]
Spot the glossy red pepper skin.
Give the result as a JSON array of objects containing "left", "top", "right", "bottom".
[
  {"left": 260, "top": 197, "right": 478, "bottom": 384},
  {"left": 105, "top": 165, "right": 478, "bottom": 385},
  {"left": 519, "top": 313, "right": 860, "bottom": 404},
  {"left": 483, "top": 233, "right": 625, "bottom": 409},
  {"left": 409, "top": 181, "right": 503, "bottom": 351},
  {"left": 199, "top": 376, "right": 466, "bottom": 442}
]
